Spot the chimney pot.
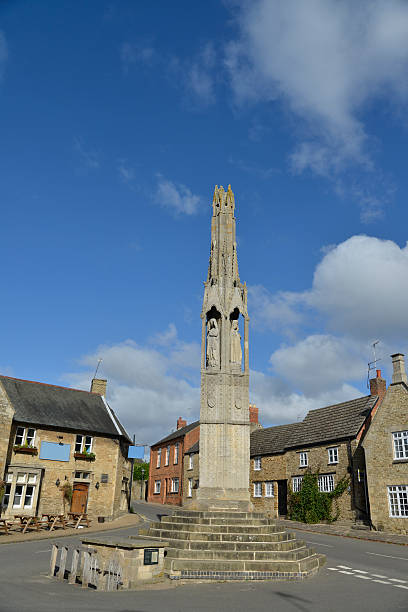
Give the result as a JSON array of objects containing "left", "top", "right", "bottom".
[
  {"left": 391, "top": 353, "right": 408, "bottom": 385},
  {"left": 376, "top": 369, "right": 381, "bottom": 378},
  {"left": 177, "top": 417, "right": 187, "bottom": 430},
  {"left": 91, "top": 378, "right": 107, "bottom": 396},
  {"left": 249, "top": 404, "right": 259, "bottom": 424}
]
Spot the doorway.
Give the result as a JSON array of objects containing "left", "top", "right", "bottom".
[
  {"left": 71, "top": 483, "right": 89, "bottom": 514},
  {"left": 277, "top": 480, "right": 288, "bottom": 516}
]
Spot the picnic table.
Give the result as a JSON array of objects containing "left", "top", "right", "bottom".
[
  {"left": 0, "top": 518, "right": 12, "bottom": 534},
  {"left": 41, "top": 513, "right": 67, "bottom": 531},
  {"left": 67, "top": 512, "right": 91, "bottom": 529},
  {"left": 14, "top": 515, "right": 42, "bottom": 533}
]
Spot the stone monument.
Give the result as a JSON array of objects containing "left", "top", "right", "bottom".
[{"left": 196, "top": 184, "right": 251, "bottom": 511}]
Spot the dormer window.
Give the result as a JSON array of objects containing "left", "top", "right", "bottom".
[{"left": 15, "top": 426, "right": 36, "bottom": 447}]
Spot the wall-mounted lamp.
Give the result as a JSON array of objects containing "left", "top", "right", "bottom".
[
  {"left": 95, "top": 482, "right": 100, "bottom": 490},
  {"left": 57, "top": 435, "right": 64, "bottom": 446},
  {"left": 55, "top": 478, "right": 60, "bottom": 487}
]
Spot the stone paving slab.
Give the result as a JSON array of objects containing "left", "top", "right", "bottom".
[
  {"left": 277, "top": 519, "right": 408, "bottom": 547},
  {"left": 0, "top": 512, "right": 143, "bottom": 545}
]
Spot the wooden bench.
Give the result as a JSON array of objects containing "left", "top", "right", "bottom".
[
  {"left": 67, "top": 512, "right": 91, "bottom": 529},
  {"left": 41, "top": 514, "right": 67, "bottom": 532},
  {"left": 14, "top": 515, "right": 43, "bottom": 533},
  {"left": 0, "top": 518, "right": 11, "bottom": 534}
]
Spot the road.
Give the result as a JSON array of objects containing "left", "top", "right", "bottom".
[{"left": 0, "top": 502, "right": 406, "bottom": 612}]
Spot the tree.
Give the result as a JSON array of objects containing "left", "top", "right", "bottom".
[{"left": 133, "top": 461, "right": 149, "bottom": 481}]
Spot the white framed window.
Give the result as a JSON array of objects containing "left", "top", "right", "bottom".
[
  {"left": 187, "top": 478, "right": 193, "bottom": 498},
  {"left": 328, "top": 447, "right": 339, "bottom": 464},
  {"left": 318, "top": 474, "right": 335, "bottom": 493},
  {"left": 171, "top": 477, "right": 179, "bottom": 493},
  {"left": 2, "top": 474, "right": 12, "bottom": 508},
  {"left": 388, "top": 485, "right": 408, "bottom": 517},
  {"left": 253, "top": 482, "right": 262, "bottom": 497},
  {"left": 12, "top": 473, "right": 37, "bottom": 509},
  {"left": 174, "top": 442, "right": 179, "bottom": 465},
  {"left": 156, "top": 448, "right": 161, "bottom": 468},
  {"left": 392, "top": 431, "right": 408, "bottom": 460},
  {"left": 165, "top": 445, "right": 170, "bottom": 466},
  {"left": 292, "top": 476, "right": 303, "bottom": 492},
  {"left": 14, "top": 426, "right": 36, "bottom": 447},
  {"left": 265, "top": 481, "right": 274, "bottom": 497},
  {"left": 188, "top": 454, "right": 194, "bottom": 470},
  {"left": 74, "top": 471, "right": 90, "bottom": 480},
  {"left": 299, "top": 452, "right": 308, "bottom": 467},
  {"left": 75, "top": 434, "right": 93, "bottom": 453},
  {"left": 154, "top": 480, "right": 161, "bottom": 494},
  {"left": 254, "top": 456, "right": 261, "bottom": 471}
]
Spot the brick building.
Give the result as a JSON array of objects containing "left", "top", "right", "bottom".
[
  {"left": 250, "top": 373, "right": 386, "bottom": 522},
  {"left": 363, "top": 354, "right": 408, "bottom": 534},
  {"left": 0, "top": 375, "right": 132, "bottom": 521},
  {"left": 147, "top": 418, "right": 199, "bottom": 506},
  {"left": 183, "top": 441, "right": 199, "bottom": 504}
]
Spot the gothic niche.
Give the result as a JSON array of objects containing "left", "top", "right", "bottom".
[
  {"left": 206, "top": 306, "right": 220, "bottom": 368},
  {"left": 230, "top": 308, "right": 242, "bottom": 367}
]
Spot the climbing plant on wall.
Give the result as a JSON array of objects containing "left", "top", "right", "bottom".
[{"left": 288, "top": 471, "right": 350, "bottom": 523}]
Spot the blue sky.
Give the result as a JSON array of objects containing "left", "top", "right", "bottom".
[{"left": 2, "top": 0, "right": 408, "bottom": 444}]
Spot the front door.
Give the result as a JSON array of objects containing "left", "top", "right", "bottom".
[
  {"left": 71, "top": 483, "right": 89, "bottom": 514},
  {"left": 277, "top": 480, "right": 288, "bottom": 516}
]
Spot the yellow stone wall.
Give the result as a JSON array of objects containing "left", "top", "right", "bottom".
[{"left": 249, "top": 453, "right": 286, "bottom": 517}]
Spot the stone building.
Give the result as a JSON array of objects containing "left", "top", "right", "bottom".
[
  {"left": 363, "top": 354, "right": 408, "bottom": 534},
  {"left": 183, "top": 441, "right": 199, "bottom": 504},
  {"left": 147, "top": 417, "right": 199, "bottom": 506},
  {"left": 0, "top": 375, "right": 132, "bottom": 521},
  {"left": 250, "top": 372, "right": 385, "bottom": 522}
]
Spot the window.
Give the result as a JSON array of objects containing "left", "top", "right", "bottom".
[
  {"left": 156, "top": 448, "right": 161, "bottom": 468},
  {"left": 75, "top": 471, "right": 90, "bottom": 479},
  {"left": 12, "top": 473, "right": 37, "bottom": 508},
  {"left": 318, "top": 474, "right": 335, "bottom": 493},
  {"left": 75, "top": 435, "right": 93, "bottom": 453},
  {"left": 254, "top": 456, "right": 261, "bottom": 471},
  {"left": 171, "top": 477, "right": 179, "bottom": 493},
  {"left": 292, "top": 476, "right": 303, "bottom": 492},
  {"left": 187, "top": 478, "right": 193, "bottom": 498},
  {"left": 328, "top": 447, "right": 339, "bottom": 464},
  {"left": 154, "top": 480, "right": 161, "bottom": 494},
  {"left": 392, "top": 431, "right": 408, "bottom": 460},
  {"left": 253, "top": 482, "right": 262, "bottom": 497},
  {"left": 299, "top": 452, "right": 308, "bottom": 467},
  {"left": 165, "top": 445, "right": 170, "bottom": 466},
  {"left": 265, "top": 481, "right": 274, "bottom": 497},
  {"left": 388, "top": 485, "right": 408, "bottom": 517},
  {"left": 174, "top": 442, "right": 179, "bottom": 465},
  {"left": 14, "top": 426, "right": 36, "bottom": 447},
  {"left": 2, "top": 474, "right": 12, "bottom": 508},
  {"left": 188, "top": 454, "right": 194, "bottom": 470}
]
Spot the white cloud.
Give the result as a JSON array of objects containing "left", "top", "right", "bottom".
[
  {"left": 73, "top": 137, "right": 100, "bottom": 170},
  {"left": 249, "top": 285, "right": 305, "bottom": 334},
  {"left": 187, "top": 42, "right": 216, "bottom": 106},
  {"left": 65, "top": 333, "right": 200, "bottom": 445},
  {"left": 155, "top": 175, "right": 202, "bottom": 215},
  {"left": 120, "top": 42, "right": 155, "bottom": 73},
  {"left": 0, "top": 31, "right": 7, "bottom": 80},
  {"left": 117, "top": 160, "right": 135, "bottom": 184}
]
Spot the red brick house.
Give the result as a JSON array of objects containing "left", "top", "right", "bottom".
[{"left": 147, "top": 418, "right": 199, "bottom": 506}]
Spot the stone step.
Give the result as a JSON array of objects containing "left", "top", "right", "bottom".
[
  {"left": 161, "top": 516, "right": 273, "bottom": 527},
  {"left": 165, "top": 555, "right": 321, "bottom": 574},
  {"left": 150, "top": 521, "right": 283, "bottom": 534},
  {"left": 173, "top": 510, "right": 266, "bottom": 520},
  {"left": 165, "top": 546, "right": 313, "bottom": 562},
  {"left": 159, "top": 538, "right": 305, "bottom": 552},
  {"left": 148, "top": 528, "right": 296, "bottom": 543}
]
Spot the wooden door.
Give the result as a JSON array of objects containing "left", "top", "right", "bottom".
[
  {"left": 71, "top": 483, "right": 89, "bottom": 513},
  {"left": 277, "top": 480, "right": 288, "bottom": 516}
]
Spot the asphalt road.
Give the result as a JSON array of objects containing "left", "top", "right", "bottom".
[{"left": 0, "top": 502, "right": 406, "bottom": 612}]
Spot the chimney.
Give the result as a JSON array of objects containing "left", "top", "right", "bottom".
[
  {"left": 177, "top": 417, "right": 187, "bottom": 430},
  {"left": 369, "top": 369, "right": 386, "bottom": 402},
  {"left": 391, "top": 353, "right": 408, "bottom": 385},
  {"left": 91, "top": 378, "right": 107, "bottom": 396},
  {"left": 249, "top": 404, "right": 259, "bottom": 424}
]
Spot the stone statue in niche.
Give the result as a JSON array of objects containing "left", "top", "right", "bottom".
[
  {"left": 230, "top": 319, "right": 242, "bottom": 365},
  {"left": 206, "top": 318, "right": 219, "bottom": 367}
]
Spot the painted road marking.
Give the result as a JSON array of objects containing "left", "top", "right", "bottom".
[
  {"left": 327, "top": 565, "right": 408, "bottom": 590},
  {"left": 327, "top": 567, "right": 339, "bottom": 571},
  {"left": 371, "top": 574, "right": 388, "bottom": 578},
  {"left": 372, "top": 579, "right": 392, "bottom": 584},
  {"left": 338, "top": 565, "right": 353, "bottom": 569},
  {"left": 353, "top": 575, "right": 371, "bottom": 580},
  {"left": 389, "top": 578, "right": 407, "bottom": 583},
  {"left": 394, "top": 585, "right": 408, "bottom": 590},
  {"left": 366, "top": 552, "right": 408, "bottom": 561},
  {"left": 353, "top": 569, "right": 368, "bottom": 574},
  {"left": 339, "top": 570, "right": 354, "bottom": 575},
  {"left": 306, "top": 541, "right": 333, "bottom": 548}
]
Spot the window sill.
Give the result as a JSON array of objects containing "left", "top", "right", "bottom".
[
  {"left": 13, "top": 446, "right": 38, "bottom": 455},
  {"left": 74, "top": 452, "right": 95, "bottom": 461},
  {"left": 393, "top": 459, "right": 408, "bottom": 464},
  {"left": 328, "top": 462, "right": 338, "bottom": 466},
  {"left": 299, "top": 465, "right": 308, "bottom": 469}
]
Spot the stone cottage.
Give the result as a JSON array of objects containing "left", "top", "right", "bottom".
[
  {"left": 363, "top": 354, "right": 408, "bottom": 534},
  {"left": 0, "top": 375, "right": 132, "bottom": 521}
]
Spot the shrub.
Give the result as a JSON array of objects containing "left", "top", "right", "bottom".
[{"left": 288, "top": 470, "right": 349, "bottom": 523}]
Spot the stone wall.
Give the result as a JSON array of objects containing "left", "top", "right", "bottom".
[
  {"left": 249, "top": 453, "right": 286, "bottom": 517},
  {"left": 363, "top": 382, "right": 408, "bottom": 534},
  {"left": 182, "top": 451, "right": 199, "bottom": 504},
  {"left": 0, "top": 383, "right": 14, "bottom": 479},
  {"left": 2, "top": 422, "right": 130, "bottom": 520}
]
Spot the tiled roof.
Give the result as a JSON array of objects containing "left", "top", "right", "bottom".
[
  {"left": 0, "top": 375, "right": 131, "bottom": 442},
  {"left": 250, "top": 423, "right": 302, "bottom": 457},
  {"left": 185, "top": 441, "right": 199, "bottom": 454},
  {"left": 249, "top": 395, "right": 378, "bottom": 456},
  {"left": 285, "top": 395, "right": 377, "bottom": 448},
  {"left": 153, "top": 420, "right": 199, "bottom": 446}
]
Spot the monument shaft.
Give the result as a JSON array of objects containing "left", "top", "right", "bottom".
[{"left": 196, "top": 185, "right": 251, "bottom": 510}]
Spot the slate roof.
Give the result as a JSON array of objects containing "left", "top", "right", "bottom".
[
  {"left": 249, "top": 394, "right": 378, "bottom": 456},
  {"left": 185, "top": 441, "right": 199, "bottom": 454},
  {"left": 0, "top": 375, "right": 131, "bottom": 442},
  {"left": 154, "top": 420, "right": 200, "bottom": 446},
  {"left": 250, "top": 423, "right": 302, "bottom": 457}
]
